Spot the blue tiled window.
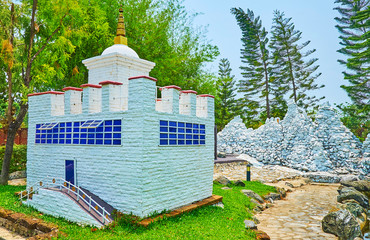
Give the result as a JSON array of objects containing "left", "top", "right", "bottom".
[
  {"left": 35, "top": 119, "right": 122, "bottom": 145},
  {"left": 38, "top": 122, "right": 58, "bottom": 130},
  {"left": 159, "top": 120, "right": 205, "bottom": 146}
]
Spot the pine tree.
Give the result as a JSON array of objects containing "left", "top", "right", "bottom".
[
  {"left": 269, "top": 10, "right": 324, "bottom": 111},
  {"left": 231, "top": 8, "right": 273, "bottom": 126},
  {"left": 215, "top": 58, "right": 238, "bottom": 131},
  {"left": 334, "top": 0, "right": 369, "bottom": 106}
]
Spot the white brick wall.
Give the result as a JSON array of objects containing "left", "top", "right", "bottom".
[
  {"left": 69, "top": 91, "right": 82, "bottom": 114},
  {"left": 51, "top": 94, "right": 65, "bottom": 116},
  {"left": 196, "top": 96, "right": 208, "bottom": 118},
  {"left": 27, "top": 51, "right": 214, "bottom": 223},
  {"left": 179, "top": 93, "right": 191, "bottom": 115}
]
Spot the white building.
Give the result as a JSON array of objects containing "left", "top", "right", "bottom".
[{"left": 24, "top": 9, "right": 215, "bottom": 227}]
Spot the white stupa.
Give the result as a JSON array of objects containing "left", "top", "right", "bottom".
[{"left": 82, "top": 8, "right": 155, "bottom": 86}]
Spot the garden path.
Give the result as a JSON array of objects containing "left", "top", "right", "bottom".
[{"left": 256, "top": 183, "right": 339, "bottom": 240}]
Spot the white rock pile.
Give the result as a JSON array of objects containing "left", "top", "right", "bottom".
[{"left": 218, "top": 102, "right": 369, "bottom": 177}]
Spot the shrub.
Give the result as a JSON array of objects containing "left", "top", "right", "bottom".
[{"left": 0, "top": 145, "right": 27, "bottom": 173}]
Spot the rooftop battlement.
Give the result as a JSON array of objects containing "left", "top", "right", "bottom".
[{"left": 28, "top": 76, "right": 214, "bottom": 120}]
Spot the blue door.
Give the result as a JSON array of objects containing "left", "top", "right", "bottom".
[{"left": 65, "top": 160, "right": 75, "bottom": 185}]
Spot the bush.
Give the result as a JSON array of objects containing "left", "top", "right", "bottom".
[
  {"left": 0, "top": 145, "right": 27, "bottom": 173},
  {"left": 336, "top": 103, "right": 369, "bottom": 142}
]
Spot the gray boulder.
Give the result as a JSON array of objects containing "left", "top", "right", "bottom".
[
  {"left": 244, "top": 220, "right": 257, "bottom": 230},
  {"left": 250, "top": 198, "right": 262, "bottom": 206},
  {"left": 341, "top": 180, "right": 370, "bottom": 192},
  {"left": 9, "top": 170, "right": 27, "bottom": 180},
  {"left": 263, "top": 193, "right": 281, "bottom": 201},
  {"left": 242, "top": 189, "right": 264, "bottom": 203},
  {"left": 285, "top": 182, "right": 294, "bottom": 188},
  {"left": 276, "top": 187, "right": 287, "bottom": 198},
  {"left": 250, "top": 198, "right": 265, "bottom": 213},
  {"left": 252, "top": 216, "right": 260, "bottom": 224},
  {"left": 234, "top": 180, "right": 246, "bottom": 187},
  {"left": 344, "top": 202, "right": 367, "bottom": 221},
  {"left": 215, "top": 176, "right": 231, "bottom": 186},
  {"left": 217, "top": 152, "right": 226, "bottom": 158},
  {"left": 343, "top": 202, "right": 368, "bottom": 233},
  {"left": 322, "top": 209, "right": 362, "bottom": 240},
  {"left": 337, "top": 187, "right": 369, "bottom": 209}
]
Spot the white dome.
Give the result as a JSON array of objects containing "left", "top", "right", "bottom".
[{"left": 101, "top": 44, "right": 139, "bottom": 58}]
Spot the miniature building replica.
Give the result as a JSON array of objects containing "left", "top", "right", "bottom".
[{"left": 23, "top": 9, "right": 214, "bottom": 227}]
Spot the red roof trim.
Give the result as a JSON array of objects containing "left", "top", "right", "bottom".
[
  {"left": 160, "top": 85, "right": 181, "bottom": 91},
  {"left": 62, "top": 87, "right": 83, "bottom": 92},
  {"left": 99, "top": 80, "right": 123, "bottom": 86},
  {"left": 28, "top": 91, "right": 64, "bottom": 97},
  {"left": 198, "top": 94, "right": 215, "bottom": 98},
  {"left": 181, "top": 90, "right": 197, "bottom": 94},
  {"left": 128, "top": 75, "right": 158, "bottom": 82},
  {"left": 80, "top": 84, "right": 102, "bottom": 89},
  {"left": 156, "top": 99, "right": 162, "bottom": 101}
]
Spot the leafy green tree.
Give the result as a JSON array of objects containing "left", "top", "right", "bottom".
[
  {"left": 334, "top": 0, "right": 369, "bottom": 106},
  {"left": 0, "top": 0, "right": 218, "bottom": 184},
  {"left": 215, "top": 58, "right": 238, "bottom": 131},
  {"left": 336, "top": 103, "right": 369, "bottom": 141},
  {"left": 231, "top": 7, "right": 273, "bottom": 127},
  {"left": 50, "top": 0, "right": 219, "bottom": 93},
  {"left": 0, "top": 0, "right": 102, "bottom": 185},
  {"left": 269, "top": 10, "right": 324, "bottom": 111}
]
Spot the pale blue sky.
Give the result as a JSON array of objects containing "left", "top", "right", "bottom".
[{"left": 183, "top": 0, "right": 351, "bottom": 105}]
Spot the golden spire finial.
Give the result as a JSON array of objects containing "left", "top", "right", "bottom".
[{"left": 114, "top": 7, "right": 128, "bottom": 45}]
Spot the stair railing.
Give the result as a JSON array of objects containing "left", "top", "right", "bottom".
[
  {"left": 19, "top": 176, "right": 54, "bottom": 201},
  {"left": 20, "top": 177, "right": 112, "bottom": 225}
]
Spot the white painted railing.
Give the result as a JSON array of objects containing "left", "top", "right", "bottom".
[{"left": 19, "top": 177, "right": 112, "bottom": 225}]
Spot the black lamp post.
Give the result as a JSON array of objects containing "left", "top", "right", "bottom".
[{"left": 246, "top": 164, "right": 251, "bottom": 181}]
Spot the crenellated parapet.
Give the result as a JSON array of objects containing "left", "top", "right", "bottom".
[
  {"left": 156, "top": 87, "right": 214, "bottom": 118},
  {"left": 158, "top": 85, "right": 181, "bottom": 114},
  {"left": 28, "top": 91, "right": 65, "bottom": 117},
  {"left": 81, "top": 84, "right": 102, "bottom": 114},
  {"left": 28, "top": 77, "right": 214, "bottom": 120},
  {"left": 62, "top": 87, "right": 83, "bottom": 115}
]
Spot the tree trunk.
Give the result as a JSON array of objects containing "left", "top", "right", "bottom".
[
  {"left": 292, "top": 76, "right": 297, "bottom": 103},
  {"left": 263, "top": 62, "right": 270, "bottom": 118},
  {"left": 0, "top": 104, "right": 28, "bottom": 185},
  {"left": 286, "top": 53, "right": 297, "bottom": 103},
  {"left": 0, "top": 124, "right": 17, "bottom": 185},
  {"left": 257, "top": 34, "right": 270, "bottom": 118}
]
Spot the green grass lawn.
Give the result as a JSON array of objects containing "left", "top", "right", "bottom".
[{"left": 0, "top": 181, "right": 276, "bottom": 240}]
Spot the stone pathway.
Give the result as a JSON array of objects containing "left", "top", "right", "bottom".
[
  {"left": 0, "top": 227, "right": 26, "bottom": 240},
  {"left": 256, "top": 183, "right": 339, "bottom": 240}
]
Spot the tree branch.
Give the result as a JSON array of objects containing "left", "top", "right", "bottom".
[
  {"left": 30, "top": 26, "right": 60, "bottom": 63},
  {"left": 29, "top": 12, "right": 69, "bottom": 73},
  {"left": 5, "top": 3, "right": 15, "bottom": 131},
  {"left": 24, "top": 0, "right": 38, "bottom": 86}
]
